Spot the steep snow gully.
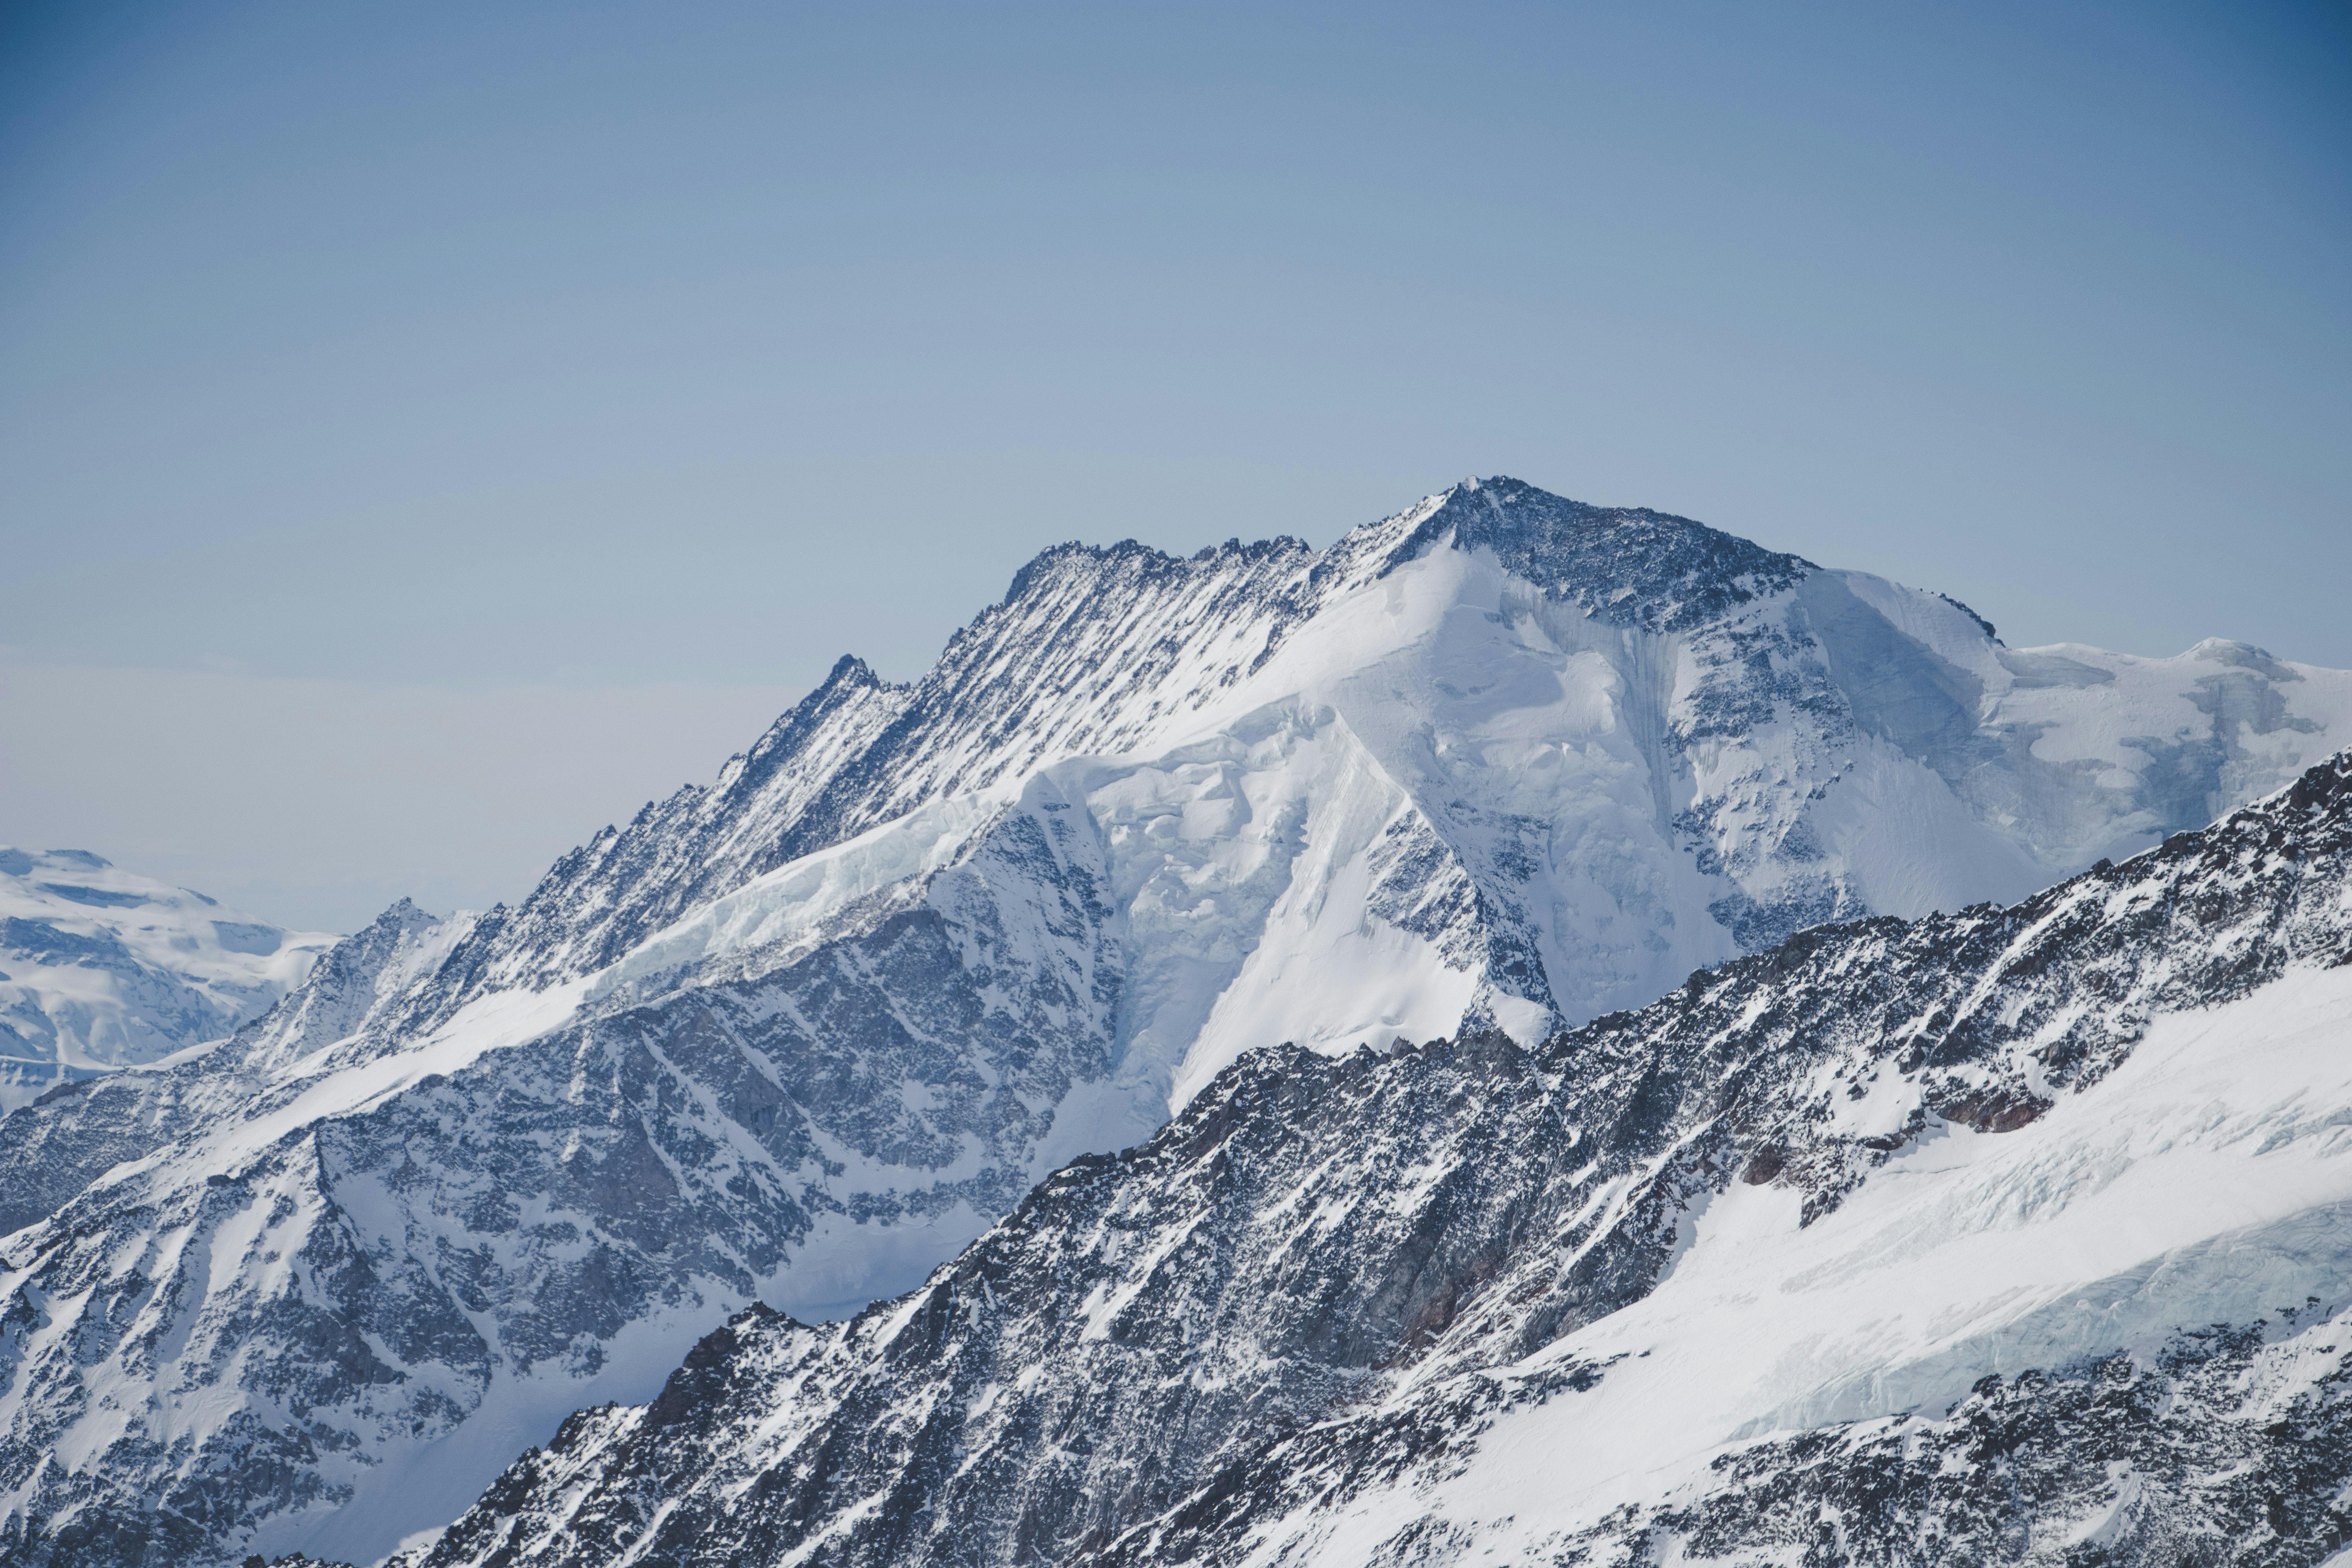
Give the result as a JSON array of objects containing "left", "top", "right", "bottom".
[{"left": 3, "top": 477, "right": 2349, "bottom": 1567}]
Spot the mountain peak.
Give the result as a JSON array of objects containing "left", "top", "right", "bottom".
[
  {"left": 15, "top": 476, "right": 2352, "bottom": 1568},
  {"left": 793, "top": 652, "right": 885, "bottom": 694},
  {"left": 978, "top": 475, "right": 1800, "bottom": 642},
  {"left": 1367, "top": 475, "right": 1814, "bottom": 632}
]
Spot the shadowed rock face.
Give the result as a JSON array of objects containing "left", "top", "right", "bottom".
[
  {"left": 1372, "top": 475, "right": 1815, "bottom": 634},
  {"left": 0, "top": 899, "right": 439, "bottom": 1236},
  {"left": 0, "top": 806, "right": 1133, "bottom": 1567},
  {"left": 6, "top": 480, "right": 2352, "bottom": 1568},
  {"left": 408, "top": 755, "right": 2352, "bottom": 1568}
]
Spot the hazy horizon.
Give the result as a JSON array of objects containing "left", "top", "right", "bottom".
[{"left": 5, "top": 1, "right": 2346, "bottom": 930}]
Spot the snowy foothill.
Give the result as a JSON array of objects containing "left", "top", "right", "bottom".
[{"left": 0, "top": 847, "right": 333, "bottom": 1111}]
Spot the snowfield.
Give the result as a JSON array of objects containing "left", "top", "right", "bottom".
[
  {"left": 0, "top": 848, "right": 332, "bottom": 1112},
  {"left": 1259, "top": 959, "right": 2352, "bottom": 1562},
  {"left": 4, "top": 477, "right": 2351, "bottom": 1568}
]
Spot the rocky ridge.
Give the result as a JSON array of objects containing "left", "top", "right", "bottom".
[
  {"left": 3, "top": 478, "right": 2349, "bottom": 1567},
  {"left": 407, "top": 752, "right": 2352, "bottom": 1568}
]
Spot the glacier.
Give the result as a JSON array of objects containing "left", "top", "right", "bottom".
[
  {"left": 0, "top": 848, "right": 332, "bottom": 1113},
  {"left": 2, "top": 476, "right": 2348, "bottom": 1567}
]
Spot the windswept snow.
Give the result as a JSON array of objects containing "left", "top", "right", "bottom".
[{"left": 0, "top": 848, "right": 332, "bottom": 1111}]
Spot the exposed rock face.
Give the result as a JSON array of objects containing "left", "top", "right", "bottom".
[
  {"left": 0, "top": 848, "right": 333, "bottom": 1112},
  {"left": 407, "top": 754, "right": 2352, "bottom": 1568},
  {"left": 0, "top": 899, "right": 439, "bottom": 1239},
  {"left": 4, "top": 478, "right": 2350, "bottom": 1567}
]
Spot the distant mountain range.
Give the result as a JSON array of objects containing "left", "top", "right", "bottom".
[
  {"left": 0, "top": 847, "right": 331, "bottom": 1112},
  {"left": 4, "top": 477, "right": 2348, "bottom": 1568}
]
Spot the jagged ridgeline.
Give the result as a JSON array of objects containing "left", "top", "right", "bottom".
[
  {"left": 3, "top": 478, "right": 2348, "bottom": 1568},
  {"left": 413, "top": 753, "right": 2352, "bottom": 1568}
]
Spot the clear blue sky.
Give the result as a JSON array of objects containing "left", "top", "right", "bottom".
[{"left": 3, "top": 0, "right": 2347, "bottom": 929}]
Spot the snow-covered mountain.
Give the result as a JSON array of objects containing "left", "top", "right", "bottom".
[
  {"left": 0, "top": 848, "right": 332, "bottom": 1112},
  {"left": 3, "top": 477, "right": 2348, "bottom": 1567},
  {"left": 410, "top": 750, "right": 2352, "bottom": 1568}
]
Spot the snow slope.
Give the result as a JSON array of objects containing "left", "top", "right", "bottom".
[
  {"left": 347, "top": 480, "right": 2352, "bottom": 1124},
  {"left": 1189, "top": 961, "right": 2352, "bottom": 1566},
  {"left": 0, "top": 848, "right": 332, "bottom": 1111},
  {"left": 4, "top": 477, "right": 2350, "bottom": 1568},
  {"left": 407, "top": 751, "right": 2352, "bottom": 1568}
]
